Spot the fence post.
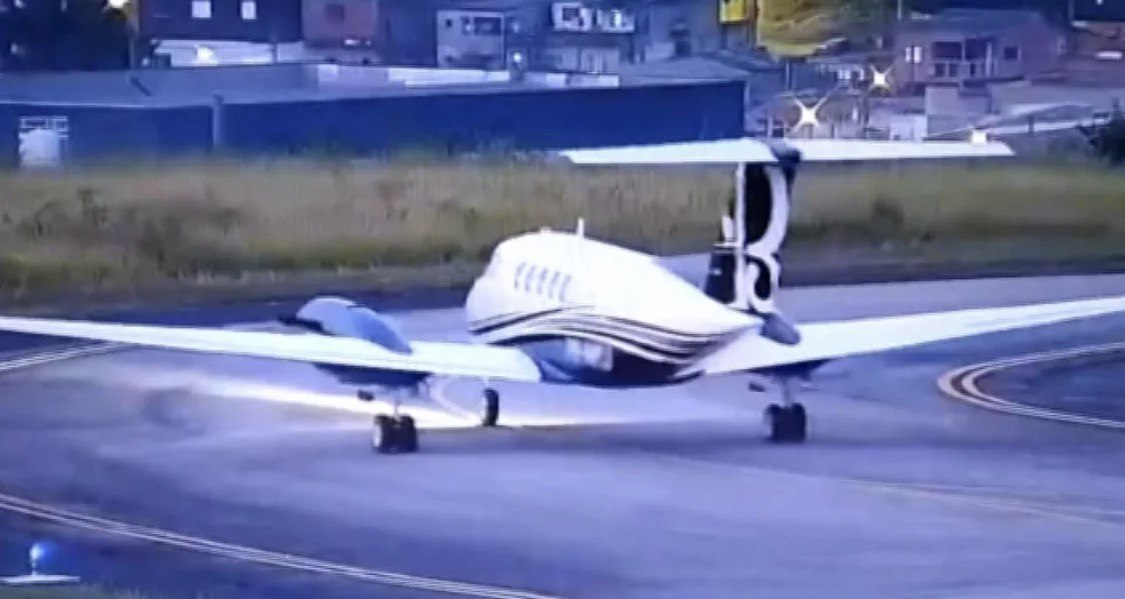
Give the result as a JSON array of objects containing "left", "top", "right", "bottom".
[{"left": 211, "top": 94, "right": 225, "bottom": 152}]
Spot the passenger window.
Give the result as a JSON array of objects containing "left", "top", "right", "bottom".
[
  {"left": 536, "top": 268, "right": 549, "bottom": 295},
  {"left": 514, "top": 263, "right": 525, "bottom": 289},
  {"left": 523, "top": 265, "right": 536, "bottom": 291},
  {"left": 548, "top": 271, "right": 562, "bottom": 299},
  {"left": 559, "top": 275, "right": 571, "bottom": 302}
]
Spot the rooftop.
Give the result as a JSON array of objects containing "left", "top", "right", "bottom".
[
  {"left": 899, "top": 8, "right": 1047, "bottom": 36},
  {"left": 0, "top": 63, "right": 647, "bottom": 107}
]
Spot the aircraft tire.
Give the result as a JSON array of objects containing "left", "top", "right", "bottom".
[
  {"left": 481, "top": 388, "right": 500, "bottom": 427},
  {"left": 372, "top": 415, "right": 397, "bottom": 454},
  {"left": 763, "top": 404, "right": 785, "bottom": 442},
  {"left": 397, "top": 415, "right": 419, "bottom": 453},
  {"left": 789, "top": 403, "right": 808, "bottom": 443}
]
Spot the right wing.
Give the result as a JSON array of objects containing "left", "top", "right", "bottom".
[
  {"left": 0, "top": 316, "right": 543, "bottom": 383},
  {"left": 699, "top": 295, "right": 1125, "bottom": 376}
]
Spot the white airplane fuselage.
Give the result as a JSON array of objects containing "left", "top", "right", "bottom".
[{"left": 465, "top": 229, "right": 757, "bottom": 386}]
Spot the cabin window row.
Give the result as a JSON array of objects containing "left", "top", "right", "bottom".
[{"left": 514, "top": 263, "right": 571, "bottom": 301}]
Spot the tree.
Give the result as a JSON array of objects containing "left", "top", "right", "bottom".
[
  {"left": 0, "top": 0, "right": 141, "bottom": 72},
  {"left": 1080, "top": 103, "right": 1125, "bottom": 166},
  {"left": 756, "top": 0, "right": 891, "bottom": 57}
]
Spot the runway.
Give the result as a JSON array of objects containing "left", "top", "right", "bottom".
[{"left": 1, "top": 273, "right": 1124, "bottom": 598}]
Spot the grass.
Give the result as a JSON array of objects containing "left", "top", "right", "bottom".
[{"left": 0, "top": 157, "right": 1122, "bottom": 307}]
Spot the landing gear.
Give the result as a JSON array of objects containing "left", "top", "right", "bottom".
[
  {"left": 762, "top": 403, "right": 807, "bottom": 443},
  {"left": 364, "top": 390, "right": 419, "bottom": 454},
  {"left": 480, "top": 387, "right": 500, "bottom": 427},
  {"left": 762, "top": 378, "right": 808, "bottom": 443},
  {"left": 372, "top": 414, "right": 419, "bottom": 454}
]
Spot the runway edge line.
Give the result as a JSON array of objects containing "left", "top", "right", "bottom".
[{"left": 0, "top": 346, "right": 564, "bottom": 599}]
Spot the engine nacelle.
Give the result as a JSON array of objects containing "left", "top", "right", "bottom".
[{"left": 280, "top": 296, "right": 412, "bottom": 355}]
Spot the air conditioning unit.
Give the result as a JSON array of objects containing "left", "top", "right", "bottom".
[
  {"left": 595, "top": 8, "right": 635, "bottom": 33},
  {"left": 552, "top": 2, "right": 592, "bottom": 32}
]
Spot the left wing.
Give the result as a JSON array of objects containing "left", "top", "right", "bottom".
[
  {"left": 0, "top": 316, "right": 542, "bottom": 383},
  {"left": 698, "top": 295, "right": 1125, "bottom": 376}
]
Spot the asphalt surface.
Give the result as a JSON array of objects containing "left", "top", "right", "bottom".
[
  {"left": 981, "top": 348, "right": 1125, "bottom": 422},
  {"left": 0, "top": 273, "right": 1124, "bottom": 599}
]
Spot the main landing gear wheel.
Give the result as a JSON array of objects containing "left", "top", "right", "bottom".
[
  {"left": 480, "top": 388, "right": 500, "bottom": 427},
  {"left": 372, "top": 414, "right": 419, "bottom": 454},
  {"left": 763, "top": 403, "right": 807, "bottom": 443}
]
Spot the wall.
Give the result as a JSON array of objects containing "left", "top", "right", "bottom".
[
  {"left": 0, "top": 81, "right": 744, "bottom": 164},
  {"left": 0, "top": 103, "right": 213, "bottom": 166},
  {"left": 141, "top": 0, "right": 303, "bottom": 43},
  {"left": 436, "top": 10, "right": 506, "bottom": 69},
  {"left": 633, "top": 0, "right": 721, "bottom": 62},
  {"left": 302, "top": 0, "right": 378, "bottom": 48},
  {"left": 220, "top": 81, "right": 744, "bottom": 155},
  {"left": 893, "top": 17, "right": 1064, "bottom": 89}
]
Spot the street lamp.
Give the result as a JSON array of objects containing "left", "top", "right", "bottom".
[{"left": 106, "top": 0, "right": 136, "bottom": 69}]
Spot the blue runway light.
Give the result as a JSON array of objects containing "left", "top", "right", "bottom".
[
  {"left": 1, "top": 539, "right": 79, "bottom": 586},
  {"left": 29, "top": 542, "right": 47, "bottom": 573}
]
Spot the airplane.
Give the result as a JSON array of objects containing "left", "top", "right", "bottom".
[{"left": 0, "top": 137, "right": 1122, "bottom": 455}]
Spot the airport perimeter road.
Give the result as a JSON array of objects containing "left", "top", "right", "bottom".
[{"left": 0, "top": 274, "right": 1123, "bottom": 599}]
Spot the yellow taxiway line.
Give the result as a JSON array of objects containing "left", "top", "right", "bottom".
[{"left": 938, "top": 341, "right": 1125, "bottom": 431}]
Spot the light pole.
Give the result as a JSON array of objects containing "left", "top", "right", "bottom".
[{"left": 106, "top": 0, "right": 135, "bottom": 69}]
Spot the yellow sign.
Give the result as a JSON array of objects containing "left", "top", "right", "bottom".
[{"left": 720, "top": 0, "right": 751, "bottom": 24}]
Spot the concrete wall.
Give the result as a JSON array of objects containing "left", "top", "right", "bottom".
[{"left": 140, "top": 0, "right": 302, "bottom": 43}]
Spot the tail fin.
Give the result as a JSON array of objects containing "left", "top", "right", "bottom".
[{"left": 703, "top": 146, "right": 802, "bottom": 345}]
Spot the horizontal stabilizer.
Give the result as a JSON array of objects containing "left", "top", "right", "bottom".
[{"left": 557, "top": 138, "right": 1013, "bottom": 165}]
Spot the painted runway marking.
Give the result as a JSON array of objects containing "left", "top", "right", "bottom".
[
  {"left": 0, "top": 346, "right": 563, "bottom": 599},
  {"left": 938, "top": 341, "right": 1125, "bottom": 431},
  {"left": 0, "top": 491, "right": 558, "bottom": 599}
]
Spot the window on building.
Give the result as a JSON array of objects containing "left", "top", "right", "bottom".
[
  {"left": 903, "top": 45, "right": 922, "bottom": 64},
  {"left": 240, "top": 0, "right": 256, "bottom": 21},
  {"left": 947, "top": 62, "right": 960, "bottom": 77},
  {"left": 1003, "top": 45, "right": 1020, "bottom": 61},
  {"left": 473, "top": 16, "right": 502, "bottom": 36},
  {"left": 444, "top": 18, "right": 454, "bottom": 29},
  {"left": 932, "top": 41, "right": 962, "bottom": 61},
  {"left": 191, "top": 0, "right": 211, "bottom": 20},
  {"left": 964, "top": 38, "right": 989, "bottom": 60},
  {"left": 933, "top": 63, "right": 946, "bottom": 77},
  {"left": 326, "top": 2, "right": 345, "bottom": 23}
]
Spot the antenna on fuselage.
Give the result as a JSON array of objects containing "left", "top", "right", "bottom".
[{"left": 576, "top": 217, "right": 585, "bottom": 238}]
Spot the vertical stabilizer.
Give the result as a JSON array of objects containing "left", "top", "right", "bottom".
[{"left": 703, "top": 144, "right": 802, "bottom": 345}]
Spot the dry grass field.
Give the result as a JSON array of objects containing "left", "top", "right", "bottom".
[{"left": 0, "top": 157, "right": 1122, "bottom": 303}]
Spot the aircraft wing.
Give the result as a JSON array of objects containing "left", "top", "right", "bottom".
[
  {"left": 0, "top": 316, "right": 543, "bottom": 383},
  {"left": 698, "top": 295, "right": 1125, "bottom": 377}
]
